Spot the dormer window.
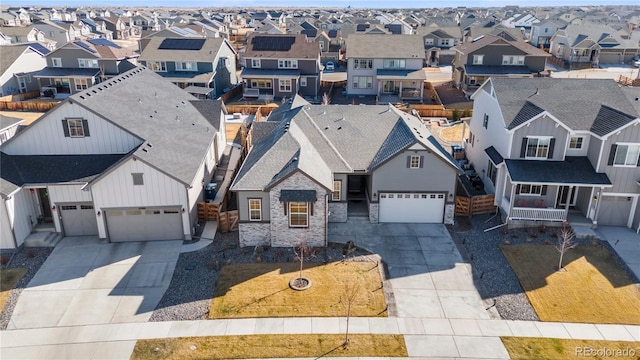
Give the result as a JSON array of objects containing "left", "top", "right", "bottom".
[
  {"left": 251, "top": 58, "right": 261, "bottom": 68},
  {"left": 278, "top": 59, "right": 297, "bottom": 69}
]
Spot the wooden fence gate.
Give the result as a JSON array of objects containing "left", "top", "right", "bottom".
[{"left": 455, "top": 194, "right": 497, "bottom": 216}]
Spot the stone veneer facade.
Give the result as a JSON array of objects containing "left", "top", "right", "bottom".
[
  {"left": 328, "top": 202, "right": 348, "bottom": 222},
  {"left": 269, "top": 172, "right": 329, "bottom": 247},
  {"left": 444, "top": 203, "right": 455, "bottom": 225},
  {"left": 368, "top": 202, "right": 379, "bottom": 223},
  {"left": 238, "top": 223, "right": 271, "bottom": 247}
]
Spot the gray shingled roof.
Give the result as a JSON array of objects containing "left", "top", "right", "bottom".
[
  {"left": 0, "top": 45, "right": 34, "bottom": 76},
  {"left": 505, "top": 157, "right": 612, "bottom": 185},
  {"left": 491, "top": 78, "right": 639, "bottom": 136},
  {"left": 1, "top": 153, "right": 124, "bottom": 196},
  {"left": 484, "top": 146, "right": 504, "bottom": 165},
  {"left": 232, "top": 101, "right": 460, "bottom": 192},
  {"left": 345, "top": 34, "right": 425, "bottom": 59},
  {"left": 0, "top": 115, "right": 22, "bottom": 130},
  {"left": 63, "top": 68, "right": 218, "bottom": 186},
  {"left": 138, "top": 37, "right": 227, "bottom": 62}
]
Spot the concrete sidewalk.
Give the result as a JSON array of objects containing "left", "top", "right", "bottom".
[
  {"left": 2, "top": 318, "right": 638, "bottom": 359},
  {"left": 596, "top": 226, "right": 640, "bottom": 280}
]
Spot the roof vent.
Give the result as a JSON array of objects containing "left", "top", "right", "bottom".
[
  {"left": 142, "top": 148, "right": 148, "bottom": 152},
  {"left": 79, "top": 95, "right": 85, "bottom": 100},
  {"left": 138, "top": 98, "right": 142, "bottom": 103},
  {"left": 337, "top": 126, "right": 342, "bottom": 130},
  {"left": 324, "top": 126, "right": 330, "bottom": 130},
  {"left": 147, "top": 143, "right": 152, "bottom": 147}
]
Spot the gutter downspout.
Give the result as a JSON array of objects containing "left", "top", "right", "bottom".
[{"left": 324, "top": 193, "right": 329, "bottom": 263}]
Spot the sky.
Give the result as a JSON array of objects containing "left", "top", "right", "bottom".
[{"left": 4, "top": 0, "right": 640, "bottom": 8}]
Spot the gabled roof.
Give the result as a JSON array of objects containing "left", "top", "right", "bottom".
[
  {"left": 14, "top": 68, "right": 221, "bottom": 188},
  {"left": 245, "top": 33, "right": 319, "bottom": 59},
  {"left": 490, "top": 78, "right": 639, "bottom": 137},
  {"left": 454, "top": 34, "right": 549, "bottom": 57},
  {"left": 139, "top": 36, "right": 229, "bottom": 62},
  {"left": 345, "top": 34, "right": 424, "bottom": 59},
  {"left": 0, "top": 44, "right": 41, "bottom": 75},
  {"left": 232, "top": 100, "right": 459, "bottom": 192}
]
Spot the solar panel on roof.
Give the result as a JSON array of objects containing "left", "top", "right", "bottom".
[
  {"left": 251, "top": 36, "right": 296, "bottom": 51},
  {"left": 158, "top": 38, "right": 206, "bottom": 50},
  {"left": 26, "top": 42, "right": 51, "bottom": 55},
  {"left": 87, "top": 38, "right": 121, "bottom": 48},
  {"left": 74, "top": 41, "right": 96, "bottom": 53}
]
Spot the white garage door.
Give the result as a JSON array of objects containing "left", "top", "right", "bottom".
[
  {"left": 105, "top": 208, "right": 183, "bottom": 242},
  {"left": 379, "top": 193, "right": 445, "bottom": 223},
  {"left": 598, "top": 196, "right": 633, "bottom": 227},
  {"left": 60, "top": 204, "right": 99, "bottom": 236}
]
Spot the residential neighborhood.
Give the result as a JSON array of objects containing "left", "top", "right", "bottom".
[{"left": 0, "top": 3, "right": 639, "bottom": 360}]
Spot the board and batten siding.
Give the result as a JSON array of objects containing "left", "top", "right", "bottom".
[
  {"left": 91, "top": 158, "right": 190, "bottom": 240},
  {"left": 187, "top": 159, "right": 208, "bottom": 231},
  {"left": 1, "top": 200, "right": 15, "bottom": 249},
  {"left": 510, "top": 116, "right": 569, "bottom": 161},
  {"left": 371, "top": 148, "right": 457, "bottom": 203},
  {"left": 600, "top": 124, "right": 640, "bottom": 194},
  {"left": 2, "top": 101, "right": 142, "bottom": 155},
  {"left": 4, "top": 189, "right": 38, "bottom": 248}
]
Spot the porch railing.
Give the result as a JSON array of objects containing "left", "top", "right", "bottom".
[
  {"left": 400, "top": 88, "right": 421, "bottom": 99},
  {"left": 243, "top": 88, "right": 260, "bottom": 98},
  {"left": 509, "top": 207, "right": 566, "bottom": 222}
]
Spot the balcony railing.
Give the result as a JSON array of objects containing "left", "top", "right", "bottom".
[
  {"left": 400, "top": 88, "right": 421, "bottom": 99},
  {"left": 509, "top": 207, "right": 566, "bottom": 222}
]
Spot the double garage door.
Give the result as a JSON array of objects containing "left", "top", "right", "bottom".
[
  {"left": 60, "top": 204, "right": 99, "bottom": 236},
  {"left": 379, "top": 192, "right": 445, "bottom": 223},
  {"left": 105, "top": 208, "right": 183, "bottom": 242}
]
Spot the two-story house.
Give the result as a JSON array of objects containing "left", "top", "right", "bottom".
[
  {"left": 35, "top": 38, "right": 137, "bottom": 98},
  {"left": 241, "top": 33, "right": 321, "bottom": 100},
  {"left": 452, "top": 33, "right": 550, "bottom": 92},
  {"left": 550, "top": 24, "right": 640, "bottom": 68},
  {"left": 231, "top": 96, "right": 461, "bottom": 248},
  {"left": 528, "top": 19, "right": 567, "bottom": 49},
  {"left": 421, "top": 26, "right": 461, "bottom": 66},
  {"left": 0, "top": 44, "right": 47, "bottom": 96},
  {"left": 33, "top": 20, "right": 73, "bottom": 47},
  {"left": 465, "top": 78, "right": 640, "bottom": 231},
  {"left": 0, "top": 68, "right": 228, "bottom": 249},
  {"left": 345, "top": 34, "right": 425, "bottom": 101},
  {"left": 138, "top": 37, "right": 237, "bottom": 99}
]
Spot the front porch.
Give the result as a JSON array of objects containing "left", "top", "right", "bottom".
[{"left": 376, "top": 69, "right": 426, "bottom": 102}]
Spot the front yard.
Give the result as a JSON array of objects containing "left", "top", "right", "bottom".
[
  {"left": 502, "top": 337, "right": 640, "bottom": 360},
  {"left": 209, "top": 260, "right": 387, "bottom": 319},
  {"left": 502, "top": 244, "right": 640, "bottom": 324},
  {"left": 0, "top": 268, "right": 26, "bottom": 312}
]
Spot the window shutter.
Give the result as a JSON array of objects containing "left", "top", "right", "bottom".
[
  {"left": 62, "top": 119, "right": 70, "bottom": 137},
  {"left": 310, "top": 202, "right": 313, "bottom": 216},
  {"left": 419, "top": 156, "right": 424, "bottom": 168},
  {"left": 541, "top": 185, "right": 547, "bottom": 195},
  {"left": 406, "top": 156, "right": 411, "bottom": 168},
  {"left": 284, "top": 202, "right": 288, "bottom": 215},
  {"left": 607, "top": 144, "right": 617, "bottom": 166},
  {"left": 637, "top": 152, "right": 640, "bottom": 167},
  {"left": 515, "top": 184, "right": 520, "bottom": 194},
  {"left": 547, "top": 138, "right": 555, "bottom": 159},
  {"left": 82, "top": 119, "right": 90, "bottom": 136},
  {"left": 520, "top": 138, "right": 527, "bottom": 158}
]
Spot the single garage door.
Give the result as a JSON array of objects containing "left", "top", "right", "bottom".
[
  {"left": 60, "top": 204, "right": 99, "bottom": 236},
  {"left": 105, "top": 208, "right": 183, "bottom": 242},
  {"left": 379, "top": 193, "right": 445, "bottom": 223},
  {"left": 598, "top": 52, "right": 622, "bottom": 64},
  {"left": 598, "top": 196, "right": 633, "bottom": 227}
]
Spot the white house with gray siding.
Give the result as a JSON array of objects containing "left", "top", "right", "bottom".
[
  {"left": 466, "top": 77, "right": 640, "bottom": 232},
  {"left": 231, "top": 96, "right": 461, "bottom": 248},
  {"left": 0, "top": 67, "right": 227, "bottom": 249}
]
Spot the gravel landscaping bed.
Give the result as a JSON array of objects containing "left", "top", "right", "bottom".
[
  {"left": 150, "top": 231, "right": 374, "bottom": 322},
  {"left": 450, "top": 214, "right": 639, "bottom": 321},
  {"left": 0, "top": 247, "right": 52, "bottom": 330}
]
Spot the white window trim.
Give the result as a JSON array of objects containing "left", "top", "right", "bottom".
[
  {"left": 352, "top": 76, "right": 372, "bottom": 89},
  {"left": 52, "top": 57, "right": 62, "bottom": 67},
  {"left": 332, "top": 180, "right": 341, "bottom": 201},
  {"left": 278, "top": 79, "right": 292, "bottom": 92},
  {"left": 175, "top": 61, "right": 198, "bottom": 71},
  {"left": 147, "top": 60, "right": 167, "bottom": 72},
  {"left": 502, "top": 55, "right": 525, "bottom": 65},
  {"left": 300, "top": 76, "right": 307, "bottom": 87},
  {"left": 568, "top": 136, "right": 583, "bottom": 149},
  {"left": 251, "top": 58, "right": 261, "bottom": 68},
  {"left": 613, "top": 143, "right": 640, "bottom": 167},
  {"left": 75, "top": 78, "right": 89, "bottom": 91},
  {"left": 288, "top": 202, "right": 308, "bottom": 228},
  {"left": 278, "top": 59, "right": 298, "bottom": 69},
  {"left": 473, "top": 54, "right": 484, "bottom": 65},
  {"left": 67, "top": 118, "right": 85, "bottom": 137},
  {"left": 519, "top": 184, "right": 544, "bottom": 196},
  {"left": 78, "top": 58, "right": 99, "bottom": 68},
  {"left": 248, "top": 199, "right": 262, "bottom": 221},
  {"left": 132, "top": 173, "right": 144, "bottom": 186},
  {"left": 525, "top": 136, "right": 552, "bottom": 159},
  {"left": 409, "top": 155, "right": 421, "bottom": 169}
]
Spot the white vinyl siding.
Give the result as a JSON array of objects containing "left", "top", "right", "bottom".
[{"left": 1, "top": 102, "right": 142, "bottom": 155}]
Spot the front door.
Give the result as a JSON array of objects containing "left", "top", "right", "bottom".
[
  {"left": 557, "top": 186, "right": 577, "bottom": 207},
  {"left": 383, "top": 80, "right": 395, "bottom": 93},
  {"left": 37, "top": 188, "right": 52, "bottom": 221}
]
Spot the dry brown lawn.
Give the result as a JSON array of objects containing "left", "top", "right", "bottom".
[
  {"left": 502, "top": 337, "right": 640, "bottom": 360},
  {"left": 0, "top": 111, "right": 44, "bottom": 125},
  {"left": 132, "top": 334, "right": 407, "bottom": 359},
  {"left": 439, "top": 123, "right": 469, "bottom": 143},
  {"left": 502, "top": 245, "right": 640, "bottom": 324},
  {"left": 0, "top": 268, "right": 26, "bottom": 312},
  {"left": 209, "top": 261, "right": 387, "bottom": 319}
]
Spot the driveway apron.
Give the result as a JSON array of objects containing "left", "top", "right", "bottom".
[{"left": 8, "top": 237, "right": 181, "bottom": 329}]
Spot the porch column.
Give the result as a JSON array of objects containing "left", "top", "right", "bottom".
[
  {"left": 272, "top": 77, "right": 275, "bottom": 96},
  {"left": 420, "top": 80, "right": 424, "bottom": 101},
  {"left": 563, "top": 186, "right": 574, "bottom": 221},
  {"left": 592, "top": 187, "right": 604, "bottom": 226},
  {"left": 508, "top": 182, "right": 516, "bottom": 220},
  {"left": 398, "top": 80, "right": 403, "bottom": 98}
]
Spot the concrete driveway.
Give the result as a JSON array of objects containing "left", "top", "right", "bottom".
[
  {"left": 8, "top": 237, "right": 181, "bottom": 329},
  {"left": 596, "top": 226, "right": 640, "bottom": 280},
  {"left": 329, "top": 222, "right": 491, "bottom": 320}
]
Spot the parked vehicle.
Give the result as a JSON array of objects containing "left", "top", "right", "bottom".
[
  {"left": 325, "top": 61, "right": 335, "bottom": 71},
  {"left": 632, "top": 56, "right": 640, "bottom": 68}
]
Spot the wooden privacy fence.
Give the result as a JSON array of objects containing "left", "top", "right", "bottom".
[
  {"left": 455, "top": 194, "right": 497, "bottom": 216},
  {"left": 618, "top": 75, "right": 640, "bottom": 87},
  {"left": 0, "top": 100, "right": 60, "bottom": 111},
  {"left": 225, "top": 104, "right": 277, "bottom": 116},
  {"left": 409, "top": 104, "right": 453, "bottom": 118},
  {"left": 0, "top": 90, "right": 41, "bottom": 102},
  {"left": 197, "top": 203, "right": 239, "bottom": 232}
]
